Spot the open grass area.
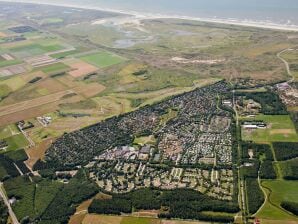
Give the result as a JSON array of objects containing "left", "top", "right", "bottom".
[
  {"left": 0, "top": 84, "right": 11, "bottom": 99},
  {"left": 51, "top": 49, "right": 83, "bottom": 59},
  {"left": 241, "top": 115, "right": 298, "bottom": 143},
  {"left": 2, "top": 133, "right": 29, "bottom": 151},
  {"left": 39, "top": 62, "right": 70, "bottom": 74},
  {"left": 9, "top": 43, "right": 63, "bottom": 58},
  {"left": 80, "top": 51, "right": 126, "bottom": 68},
  {"left": 41, "top": 17, "right": 64, "bottom": 25},
  {"left": 0, "top": 59, "right": 22, "bottom": 68},
  {"left": 257, "top": 180, "right": 298, "bottom": 222},
  {"left": 0, "top": 76, "right": 26, "bottom": 91},
  {"left": 133, "top": 135, "right": 156, "bottom": 145},
  {"left": 0, "top": 124, "right": 19, "bottom": 139}
]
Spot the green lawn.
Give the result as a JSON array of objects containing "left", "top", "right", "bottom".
[
  {"left": 0, "top": 59, "right": 22, "bottom": 68},
  {"left": 0, "top": 124, "right": 19, "bottom": 139},
  {"left": 80, "top": 51, "right": 125, "bottom": 68},
  {"left": 10, "top": 43, "right": 64, "bottom": 58},
  {"left": 2, "top": 133, "right": 29, "bottom": 151},
  {"left": 257, "top": 180, "right": 298, "bottom": 221},
  {"left": 0, "top": 84, "right": 11, "bottom": 99},
  {"left": 51, "top": 49, "right": 81, "bottom": 59},
  {"left": 121, "top": 217, "right": 160, "bottom": 224},
  {"left": 241, "top": 115, "right": 298, "bottom": 143},
  {"left": 39, "top": 62, "right": 70, "bottom": 74}
]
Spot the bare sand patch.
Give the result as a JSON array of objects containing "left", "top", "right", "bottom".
[
  {"left": 171, "top": 57, "right": 224, "bottom": 64},
  {"left": 25, "top": 138, "right": 54, "bottom": 168},
  {"left": 69, "top": 61, "right": 99, "bottom": 77}
]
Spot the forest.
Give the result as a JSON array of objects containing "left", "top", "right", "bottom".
[
  {"left": 89, "top": 188, "right": 239, "bottom": 223},
  {"left": 236, "top": 91, "right": 287, "bottom": 115},
  {"left": 280, "top": 201, "right": 298, "bottom": 216},
  {"left": 273, "top": 142, "right": 298, "bottom": 161},
  {"left": 245, "top": 178, "right": 264, "bottom": 214},
  {"left": 0, "top": 200, "right": 8, "bottom": 224}
]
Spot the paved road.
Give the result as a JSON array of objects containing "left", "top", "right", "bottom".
[{"left": 0, "top": 183, "right": 20, "bottom": 224}]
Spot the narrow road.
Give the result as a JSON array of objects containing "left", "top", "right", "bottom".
[
  {"left": 233, "top": 90, "right": 248, "bottom": 224},
  {"left": 277, "top": 48, "right": 295, "bottom": 83},
  {"left": 0, "top": 183, "right": 20, "bottom": 224},
  {"left": 253, "top": 170, "right": 268, "bottom": 216}
]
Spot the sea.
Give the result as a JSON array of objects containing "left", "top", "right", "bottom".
[{"left": 2, "top": 0, "right": 298, "bottom": 26}]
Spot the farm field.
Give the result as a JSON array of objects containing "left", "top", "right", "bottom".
[
  {"left": 81, "top": 214, "right": 213, "bottom": 224},
  {"left": 80, "top": 51, "right": 126, "bottom": 68},
  {"left": 39, "top": 62, "right": 71, "bottom": 75},
  {"left": 257, "top": 180, "right": 298, "bottom": 222},
  {"left": 241, "top": 115, "right": 298, "bottom": 143}
]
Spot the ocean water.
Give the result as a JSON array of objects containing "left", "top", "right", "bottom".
[{"left": 3, "top": 0, "right": 298, "bottom": 26}]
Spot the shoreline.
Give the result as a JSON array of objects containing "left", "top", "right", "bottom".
[{"left": 1, "top": 0, "right": 298, "bottom": 32}]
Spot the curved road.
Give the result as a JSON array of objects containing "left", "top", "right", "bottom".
[
  {"left": 277, "top": 48, "right": 296, "bottom": 83},
  {"left": 0, "top": 183, "right": 20, "bottom": 224}
]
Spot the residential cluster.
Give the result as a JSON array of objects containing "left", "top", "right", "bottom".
[
  {"left": 45, "top": 81, "right": 235, "bottom": 199},
  {"left": 88, "top": 160, "right": 234, "bottom": 201}
]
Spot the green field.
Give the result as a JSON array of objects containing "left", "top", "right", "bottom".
[
  {"left": 51, "top": 49, "right": 82, "bottom": 59},
  {"left": 0, "top": 84, "right": 11, "bottom": 99},
  {"left": 257, "top": 180, "right": 298, "bottom": 221},
  {"left": 241, "top": 115, "right": 298, "bottom": 143},
  {"left": 10, "top": 43, "right": 64, "bottom": 58},
  {"left": 2, "top": 133, "right": 29, "bottom": 151},
  {"left": 80, "top": 51, "right": 125, "bottom": 68},
  {"left": 0, "top": 76, "right": 26, "bottom": 92},
  {"left": 41, "top": 17, "right": 64, "bottom": 25},
  {"left": 0, "top": 59, "right": 22, "bottom": 68},
  {"left": 39, "top": 62, "right": 70, "bottom": 74},
  {"left": 0, "top": 124, "right": 20, "bottom": 139}
]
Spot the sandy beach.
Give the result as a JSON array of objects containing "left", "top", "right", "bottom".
[{"left": 1, "top": 0, "right": 298, "bottom": 32}]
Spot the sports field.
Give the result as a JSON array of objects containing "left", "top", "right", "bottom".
[
  {"left": 80, "top": 51, "right": 125, "bottom": 68},
  {"left": 241, "top": 115, "right": 298, "bottom": 143},
  {"left": 257, "top": 180, "right": 298, "bottom": 222}
]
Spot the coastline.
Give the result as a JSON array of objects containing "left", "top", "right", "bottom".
[{"left": 1, "top": 0, "right": 298, "bottom": 32}]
